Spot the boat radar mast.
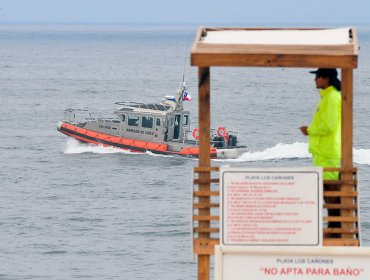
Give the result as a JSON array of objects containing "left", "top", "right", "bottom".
[{"left": 175, "top": 81, "right": 188, "bottom": 111}]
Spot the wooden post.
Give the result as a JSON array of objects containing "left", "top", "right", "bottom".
[
  {"left": 341, "top": 68, "right": 356, "bottom": 240},
  {"left": 341, "top": 68, "right": 353, "bottom": 171},
  {"left": 198, "top": 67, "right": 211, "bottom": 280}
]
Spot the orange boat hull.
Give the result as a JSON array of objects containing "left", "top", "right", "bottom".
[{"left": 58, "top": 122, "right": 217, "bottom": 158}]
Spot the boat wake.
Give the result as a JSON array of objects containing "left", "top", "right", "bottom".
[
  {"left": 145, "top": 151, "right": 175, "bottom": 158},
  {"left": 354, "top": 148, "right": 370, "bottom": 165},
  {"left": 63, "top": 138, "right": 137, "bottom": 155},
  {"left": 63, "top": 138, "right": 174, "bottom": 157},
  {"left": 227, "top": 142, "right": 311, "bottom": 162},
  {"left": 229, "top": 142, "right": 370, "bottom": 166},
  {"left": 63, "top": 138, "right": 370, "bottom": 165}
]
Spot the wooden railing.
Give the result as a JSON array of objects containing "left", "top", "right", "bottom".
[{"left": 192, "top": 166, "right": 359, "bottom": 255}]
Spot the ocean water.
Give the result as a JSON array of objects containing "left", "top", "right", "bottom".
[{"left": 1, "top": 24, "right": 370, "bottom": 279}]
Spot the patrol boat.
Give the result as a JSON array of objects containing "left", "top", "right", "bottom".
[{"left": 57, "top": 82, "right": 247, "bottom": 158}]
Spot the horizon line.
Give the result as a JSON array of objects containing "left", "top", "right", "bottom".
[{"left": 0, "top": 21, "right": 369, "bottom": 27}]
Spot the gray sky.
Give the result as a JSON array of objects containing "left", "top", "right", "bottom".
[{"left": 0, "top": 0, "right": 369, "bottom": 25}]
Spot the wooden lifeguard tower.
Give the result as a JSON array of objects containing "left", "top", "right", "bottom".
[{"left": 190, "top": 27, "right": 359, "bottom": 280}]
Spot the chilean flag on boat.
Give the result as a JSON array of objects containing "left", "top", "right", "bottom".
[{"left": 182, "top": 91, "right": 192, "bottom": 101}]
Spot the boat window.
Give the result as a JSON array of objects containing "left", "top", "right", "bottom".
[
  {"left": 128, "top": 114, "right": 139, "bottom": 126},
  {"left": 142, "top": 116, "right": 153, "bottom": 128},
  {"left": 155, "top": 105, "right": 166, "bottom": 111},
  {"left": 183, "top": 114, "right": 188, "bottom": 125},
  {"left": 120, "top": 114, "right": 126, "bottom": 122},
  {"left": 156, "top": 118, "right": 161, "bottom": 126}
]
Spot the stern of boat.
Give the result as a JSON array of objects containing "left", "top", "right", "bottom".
[
  {"left": 216, "top": 148, "right": 238, "bottom": 159},
  {"left": 216, "top": 147, "right": 248, "bottom": 159}
]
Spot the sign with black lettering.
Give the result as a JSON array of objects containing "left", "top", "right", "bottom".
[{"left": 220, "top": 167, "right": 323, "bottom": 246}]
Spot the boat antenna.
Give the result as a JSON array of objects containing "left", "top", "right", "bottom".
[
  {"left": 182, "top": 38, "right": 191, "bottom": 83},
  {"left": 176, "top": 37, "right": 191, "bottom": 108}
]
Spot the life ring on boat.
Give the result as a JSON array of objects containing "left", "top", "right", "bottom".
[
  {"left": 217, "top": 126, "right": 229, "bottom": 143},
  {"left": 192, "top": 128, "right": 200, "bottom": 140},
  {"left": 217, "top": 126, "right": 228, "bottom": 138}
]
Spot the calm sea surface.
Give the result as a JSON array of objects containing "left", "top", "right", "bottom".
[{"left": 1, "top": 24, "right": 370, "bottom": 279}]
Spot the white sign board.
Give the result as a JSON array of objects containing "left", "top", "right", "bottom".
[
  {"left": 215, "top": 246, "right": 370, "bottom": 280},
  {"left": 220, "top": 167, "right": 322, "bottom": 246}
]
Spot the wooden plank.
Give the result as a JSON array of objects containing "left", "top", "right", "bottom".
[
  {"left": 197, "top": 66, "right": 211, "bottom": 280},
  {"left": 194, "top": 166, "right": 220, "bottom": 172},
  {"left": 324, "top": 203, "right": 357, "bottom": 209},
  {"left": 191, "top": 53, "right": 357, "bottom": 68},
  {"left": 341, "top": 68, "right": 354, "bottom": 176},
  {"left": 194, "top": 191, "right": 220, "bottom": 197},
  {"left": 341, "top": 68, "right": 356, "bottom": 241},
  {"left": 198, "top": 67, "right": 211, "bottom": 167},
  {"left": 198, "top": 255, "right": 210, "bottom": 280},
  {"left": 194, "top": 43, "right": 356, "bottom": 55},
  {"left": 323, "top": 191, "right": 357, "bottom": 197},
  {"left": 193, "top": 215, "right": 220, "bottom": 221},
  {"left": 323, "top": 238, "right": 359, "bottom": 246},
  {"left": 323, "top": 179, "right": 357, "bottom": 185},
  {"left": 323, "top": 167, "right": 357, "bottom": 173},
  {"left": 193, "top": 178, "right": 220, "bottom": 184},
  {"left": 324, "top": 228, "right": 358, "bottom": 234},
  {"left": 324, "top": 216, "right": 358, "bottom": 222},
  {"left": 193, "top": 238, "right": 219, "bottom": 255},
  {"left": 194, "top": 228, "right": 220, "bottom": 233},
  {"left": 194, "top": 203, "right": 220, "bottom": 209}
]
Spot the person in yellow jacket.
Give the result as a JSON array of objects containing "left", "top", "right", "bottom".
[{"left": 300, "top": 68, "right": 341, "bottom": 180}]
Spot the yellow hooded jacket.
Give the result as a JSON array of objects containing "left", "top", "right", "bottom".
[{"left": 307, "top": 85, "right": 341, "bottom": 160}]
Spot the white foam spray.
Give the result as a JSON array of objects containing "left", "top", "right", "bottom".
[
  {"left": 229, "top": 142, "right": 311, "bottom": 162},
  {"left": 231, "top": 142, "right": 370, "bottom": 166},
  {"left": 63, "top": 138, "right": 174, "bottom": 157},
  {"left": 63, "top": 138, "right": 370, "bottom": 165},
  {"left": 354, "top": 149, "right": 370, "bottom": 165},
  {"left": 63, "top": 138, "right": 136, "bottom": 155}
]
